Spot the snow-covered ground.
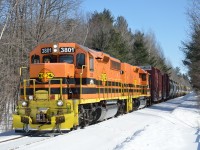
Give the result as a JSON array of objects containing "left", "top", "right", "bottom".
[{"left": 0, "top": 92, "right": 200, "bottom": 150}]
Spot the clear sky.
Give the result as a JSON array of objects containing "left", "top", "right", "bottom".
[{"left": 82, "top": 0, "right": 190, "bottom": 74}]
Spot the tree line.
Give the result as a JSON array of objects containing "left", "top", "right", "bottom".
[
  {"left": 182, "top": 0, "right": 200, "bottom": 92},
  {"left": 0, "top": 0, "right": 190, "bottom": 131}
]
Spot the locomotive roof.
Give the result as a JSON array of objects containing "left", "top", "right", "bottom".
[{"left": 79, "top": 44, "right": 120, "bottom": 62}]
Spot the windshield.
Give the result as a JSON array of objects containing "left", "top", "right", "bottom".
[
  {"left": 43, "top": 55, "right": 57, "bottom": 63},
  {"left": 59, "top": 55, "right": 74, "bottom": 64},
  {"left": 31, "top": 55, "right": 40, "bottom": 63}
]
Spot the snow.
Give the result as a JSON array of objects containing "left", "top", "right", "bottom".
[
  {"left": 0, "top": 130, "right": 22, "bottom": 142},
  {"left": 0, "top": 92, "right": 199, "bottom": 150}
]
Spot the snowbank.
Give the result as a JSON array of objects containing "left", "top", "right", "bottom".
[
  {"left": 21, "top": 93, "right": 200, "bottom": 150},
  {"left": 0, "top": 93, "right": 199, "bottom": 150}
]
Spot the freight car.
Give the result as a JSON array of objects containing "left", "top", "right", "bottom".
[
  {"left": 140, "top": 66, "right": 163, "bottom": 104},
  {"left": 12, "top": 43, "right": 189, "bottom": 133},
  {"left": 141, "top": 66, "right": 189, "bottom": 103}
]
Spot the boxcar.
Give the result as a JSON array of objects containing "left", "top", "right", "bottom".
[{"left": 140, "top": 66, "right": 163, "bottom": 103}]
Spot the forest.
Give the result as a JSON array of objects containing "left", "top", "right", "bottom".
[
  {"left": 0, "top": 0, "right": 196, "bottom": 131},
  {"left": 182, "top": 0, "right": 200, "bottom": 92}
]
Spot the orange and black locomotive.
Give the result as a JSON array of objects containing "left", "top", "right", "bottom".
[{"left": 13, "top": 43, "right": 151, "bottom": 132}]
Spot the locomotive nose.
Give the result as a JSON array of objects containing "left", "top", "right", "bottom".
[{"left": 30, "top": 63, "right": 75, "bottom": 80}]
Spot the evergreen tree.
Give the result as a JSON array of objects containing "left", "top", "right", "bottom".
[
  {"left": 107, "top": 29, "right": 129, "bottom": 62},
  {"left": 182, "top": 0, "right": 200, "bottom": 90},
  {"left": 131, "top": 31, "right": 149, "bottom": 66},
  {"left": 86, "top": 9, "right": 114, "bottom": 50}
]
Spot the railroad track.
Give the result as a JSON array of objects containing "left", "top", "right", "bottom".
[
  {"left": 0, "top": 131, "right": 62, "bottom": 150},
  {"left": 0, "top": 135, "right": 24, "bottom": 144}
]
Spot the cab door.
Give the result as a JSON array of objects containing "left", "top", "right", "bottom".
[{"left": 74, "top": 49, "right": 87, "bottom": 99}]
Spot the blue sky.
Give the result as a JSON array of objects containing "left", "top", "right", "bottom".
[{"left": 82, "top": 0, "right": 190, "bottom": 73}]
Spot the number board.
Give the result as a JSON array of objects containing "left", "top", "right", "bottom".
[
  {"left": 41, "top": 47, "right": 52, "bottom": 54},
  {"left": 60, "top": 47, "right": 75, "bottom": 53}
]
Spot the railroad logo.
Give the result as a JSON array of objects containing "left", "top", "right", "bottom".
[
  {"left": 134, "top": 79, "right": 137, "bottom": 85},
  {"left": 101, "top": 73, "right": 107, "bottom": 82},
  {"left": 38, "top": 68, "right": 54, "bottom": 82}
]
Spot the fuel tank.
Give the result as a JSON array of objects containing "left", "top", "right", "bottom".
[{"left": 95, "top": 101, "right": 118, "bottom": 122}]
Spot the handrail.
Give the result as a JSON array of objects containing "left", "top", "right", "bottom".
[
  {"left": 106, "top": 79, "right": 108, "bottom": 98},
  {"left": 23, "top": 80, "right": 27, "bottom": 100},
  {"left": 48, "top": 78, "right": 63, "bottom": 100},
  {"left": 20, "top": 67, "right": 27, "bottom": 76},
  {"left": 98, "top": 76, "right": 100, "bottom": 98},
  {"left": 23, "top": 78, "right": 62, "bottom": 101},
  {"left": 23, "top": 79, "right": 36, "bottom": 100},
  {"left": 80, "top": 65, "right": 86, "bottom": 99}
]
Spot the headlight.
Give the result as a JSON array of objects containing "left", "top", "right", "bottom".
[
  {"left": 53, "top": 44, "right": 58, "bottom": 52},
  {"left": 57, "top": 100, "right": 63, "bottom": 106},
  {"left": 22, "top": 101, "right": 28, "bottom": 107},
  {"left": 53, "top": 44, "right": 58, "bottom": 48},
  {"left": 28, "top": 95, "right": 33, "bottom": 100},
  {"left": 90, "top": 79, "right": 94, "bottom": 84}
]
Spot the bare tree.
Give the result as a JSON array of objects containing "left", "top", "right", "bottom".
[{"left": 0, "top": 0, "right": 83, "bottom": 132}]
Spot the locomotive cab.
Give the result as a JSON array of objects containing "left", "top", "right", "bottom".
[{"left": 13, "top": 43, "right": 86, "bottom": 132}]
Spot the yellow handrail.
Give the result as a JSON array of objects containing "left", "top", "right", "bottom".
[
  {"left": 48, "top": 78, "right": 63, "bottom": 100},
  {"left": 22, "top": 78, "right": 65, "bottom": 101},
  {"left": 80, "top": 65, "right": 86, "bottom": 99},
  {"left": 98, "top": 76, "right": 100, "bottom": 98},
  {"left": 23, "top": 79, "right": 35, "bottom": 100},
  {"left": 48, "top": 80, "right": 51, "bottom": 100},
  {"left": 23, "top": 79, "right": 27, "bottom": 100},
  {"left": 20, "top": 67, "right": 27, "bottom": 76}
]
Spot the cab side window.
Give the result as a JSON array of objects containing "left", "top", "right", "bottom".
[
  {"left": 31, "top": 55, "right": 40, "bottom": 63},
  {"left": 76, "top": 53, "right": 85, "bottom": 68},
  {"left": 139, "top": 73, "right": 146, "bottom": 81}
]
